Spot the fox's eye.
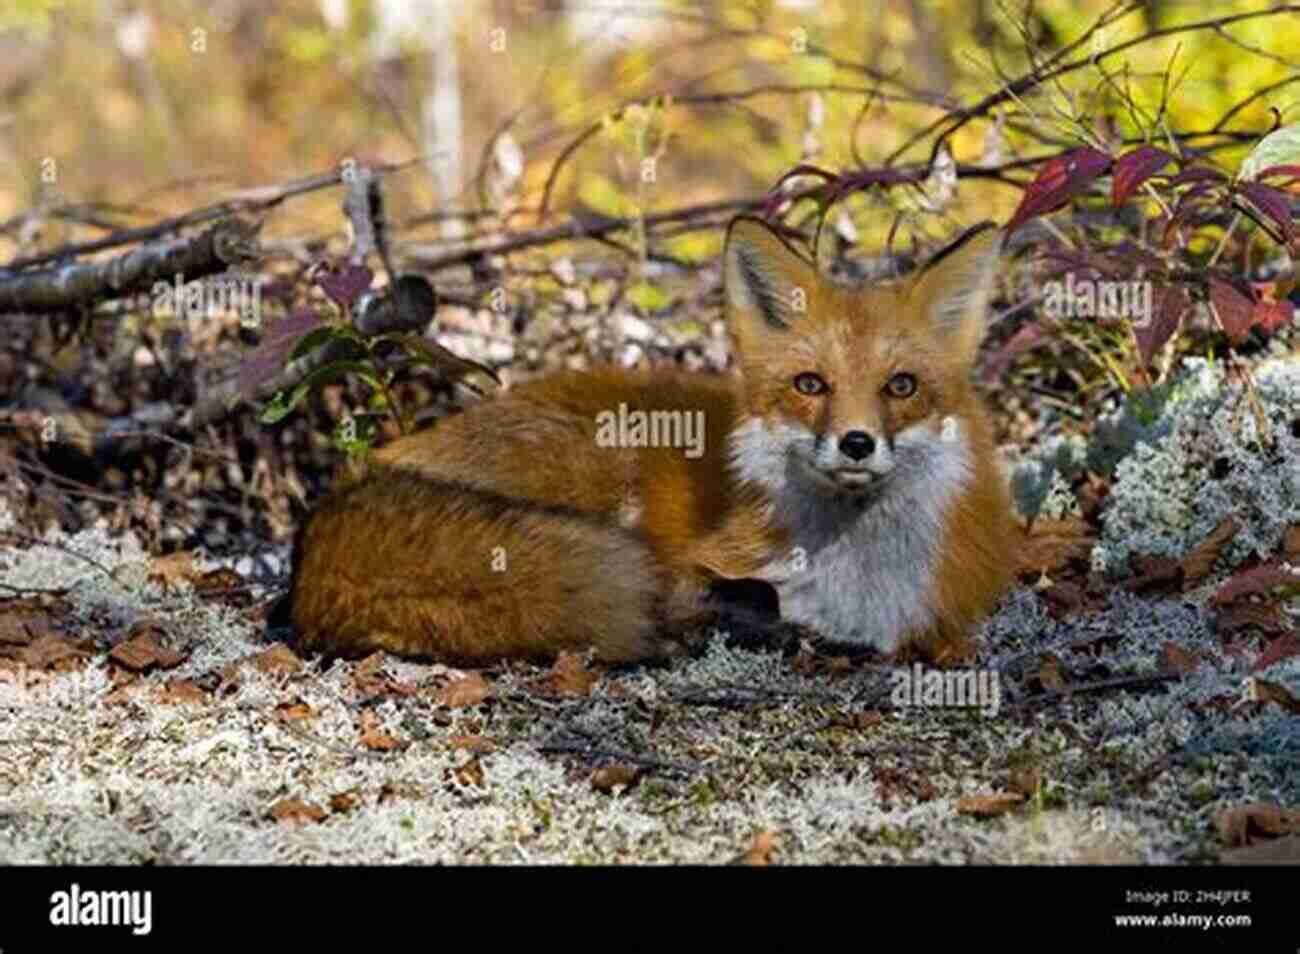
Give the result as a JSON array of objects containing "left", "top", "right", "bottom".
[
  {"left": 885, "top": 372, "right": 917, "bottom": 398},
  {"left": 793, "top": 372, "right": 828, "bottom": 396}
]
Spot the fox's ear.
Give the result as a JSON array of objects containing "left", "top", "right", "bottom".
[
  {"left": 723, "top": 216, "right": 816, "bottom": 333},
  {"left": 910, "top": 222, "right": 1003, "bottom": 360}
]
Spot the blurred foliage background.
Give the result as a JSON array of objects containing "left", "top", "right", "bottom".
[{"left": 3, "top": 0, "right": 1298, "bottom": 263}]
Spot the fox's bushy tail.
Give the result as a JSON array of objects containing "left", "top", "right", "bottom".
[{"left": 283, "top": 469, "right": 665, "bottom": 665}]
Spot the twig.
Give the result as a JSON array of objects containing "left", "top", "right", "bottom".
[
  {"left": 1005, "top": 672, "right": 1180, "bottom": 711},
  {"left": 538, "top": 733, "right": 701, "bottom": 775}
]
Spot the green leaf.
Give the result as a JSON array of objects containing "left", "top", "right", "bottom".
[
  {"left": 1238, "top": 123, "right": 1300, "bottom": 182},
  {"left": 289, "top": 326, "right": 346, "bottom": 361},
  {"left": 257, "top": 359, "right": 381, "bottom": 424},
  {"left": 626, "top": 281, "right": 669, "bottom": 313}
]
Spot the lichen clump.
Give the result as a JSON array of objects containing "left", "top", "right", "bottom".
[{"left": 1092, "top": 356, "right": 1300, "bottom": 577}]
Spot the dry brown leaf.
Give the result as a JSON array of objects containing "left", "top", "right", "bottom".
[
  {"left": 1283, "top": 525, "right": 1300, "bottom": 560},
  {"left": 251, "top": 643, "right": 303, "bottom": 675},
  {"left": 1253, "top": 678, "right": 1300, "bottom": 714},
  {"left": 1016, "top": 517, "right": 1095, "bottom": 578},
  {"left": 956, "top": 792, "right": 1025, "bottom": 818},
  {"left": 452, "top": 756, "right": 485, "bottom": 788},
  {"left": 22, "top": 633, "right": 90, "bottom": 671},
  {"left": 590, "top": 764, "right": 641, "bottom": 793},
  {"left": 539, "top": 651, "right": 599, "bottom": 697},
  {"left": 1159, "top": 641, "right": 1203, "bottom": 676},
  {"left": 110, "top": 629, "right": 186, "bottom": 672},
  {"left": 275, "top": 699, "right": 313, "bottom": 722},
  {"left": 269, "top": 798, "right": 327, "bottom": 825},
  {"left": 1125, "top": 553, "right": 1184, "bottom": 594},
  {"left": 1008, "top": 767, "right": 1042, "bottom": 797},
  {"left": 1252, "top": 632, "right": 1300, "bottom": 673},
  {"left": 1214, "top": 802, "right": 1299, "bottom": 846},
  {"left": 1037, "top": 653, "right": 1067, "bottom": 691},
  {"left": 357, "top": 709, "right": 403, "bottom": 751},
  {"left": 156, "top": 679, "right": 207, "bottom": 706},
  {"left": 738, "top": 831, "right": 779, "bottom": 865},
  {"left": 1181, "top": 517, "right": 1240, "bottom": 586},
  {"left": 447, "top": 734, "right": 495, "bottom": 754},
  {"left": 1220, "top": 834, "right": 1300, "bottom": 864},
  {"left": 433, "top": 672, "right": 492, "bottom": 708},
  {"left": 192, "top": 567, "right": 243, "bottom": 596},
  {"left": 1217, "top": 600, "right": 1290, "bottom": 636},
  {"left": 1212, "top": 563, "right": 1300, "bottom": 606},
  {"left": 0, "top": 610, "right": 47, "bottom": 647},
  {"left": 329, "top": 791, "right": 360, "bottom": 813},
  {"left": 149, "top": 551, "right": 197, "bottom": 591}
]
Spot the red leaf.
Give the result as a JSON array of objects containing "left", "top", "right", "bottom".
[
  {"left": 237, "top": 309, "right": 327, "bottom": 399},
  {"left": 1007, "top": 147, "right": 1112, "bottom": 235},
  {"left": 982, "top": 319, "right": 1047, "bottom": 382},
  {"left": 316, "top": 264, "right": 373, "bottom": 310},
  {"left": 1134, "top": 284, "right": 1189, "bottom": 364},
  {"left": 1112, "top": 146, "right": 1176, "bottom": 207},
  {"left": 1252, "top": 163, "right": 1300, "bottom": 185},
  {"left": 1253, "top": 298, "right": 1295, "bottom": 337},
  {"left": 1169, "top": 166, "right": 1228, "bottom": 186},
  {"left": 1238, "top": 182, "right": 1296, "bottom": 242},
  {"left": 1253, "top": 632, "right": 1300, "bottom": 673},
  {"left": 1208, "top": 277, "right": 1257, "bottom": 343},
  {"left": 1212, "top": 563, "right": 1300, "bottom": 606}
]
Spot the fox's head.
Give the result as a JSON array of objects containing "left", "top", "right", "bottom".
[{"left": 722, "top": 215, "right": 1003, "bottom": 500}]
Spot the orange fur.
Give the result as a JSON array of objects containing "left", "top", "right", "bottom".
[{"left": 286, "top": 216, "right": 1016, "bottom": 667}]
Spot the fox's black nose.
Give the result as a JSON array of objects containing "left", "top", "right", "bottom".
[{"left": 838, "top": 431, "right": 875, "bottom": 461}]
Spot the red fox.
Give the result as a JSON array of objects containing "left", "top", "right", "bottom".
[{"left": 282, "top": 216, "right": 1017, "bottom": 667}]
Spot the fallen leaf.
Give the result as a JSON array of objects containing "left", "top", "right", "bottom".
[
  {"left": 269, "top": 798, "right": 327, "bottom": 825},
  {"left": 1017, "top": 517, "right": 1095, "bottom": 578},
  {"left": 0, "top": 610, "right": 49, "bottom": 647},
  {"left": 329, "top": 791, "right": 360, "bottom": 813},
  {"left": 738, "top": 830, "right": 780, "bottom": 865},
  {"left": 251, "top": 643, "right": 303, "bottom": 675},
  {"left": 1159, "top": 641, "right": 1203, "bottom": 676},
  {"left": 1220, "top": 834, "right": 1300, "bottom": 864},
  {"left": 1039, "top": 581, "right": 1085, "bottom": 619},
  {"left": 156, "top": 679, "right": 207, "bottom": 706},
  {"left": 1125, "top": 553, "right": 1184, "bottom": 594},
  {"left": 590, "top": 764, "right": 641, "bottom": 793},
  {"left": 1212, "top": 563, "right": 1300, "bottom": 606},
  {"left": 275, "top": 699, "right": 313, "bottom": 722},
  {"left": 353, "top": 653, "right": 391, "bottom": 696},
  {"left": 452, "top": 756, "right": 485, "bottom": 788},
  {"left": 1217, "top": 600, "right": 1290, "bottom": 637},
  {"left": 956, "top": 792, "right": 1025, "bottom": 818},
  {"left": 1215, "top": 802, "right": 1299, "bottom": 846},
  {"left": 1252, "top": 678, "right": 1300, "bottom": 714},
  {"left": 149, "top": 551, "right": 198, "bottom": 591},
  {"left": 1181, "top": 517, "right": 1240, "bottom": 586},
  {"left": 447, "top": 734, "right": 495, "bottom": 754},
  {"left": 1283, "top": 525, "right": 1300, "bottom": 560},
  {"left": 1253, "top": 632, "right": 1300, "bottom": 673},
  {"left": 1037, "top": 653, "right": 1068, "bottom": 691},
  {"left": 192, "top": 567, "right": 244, "bottom": 596},
  {"left": 433, "top": 672, "right": 492, "bottom": 708},
  {"left": 22, "top": 633, "right": 91, "bottom": 671},
  {"left": 110, "top": 628, "right": 186, "bottom": 672},
  {"left": 1008, "top": 767, "right": 1042, "bottom": 797},
  {"left": 538, "top": 651, "right": 599, "bottom": 697},
  {"left": 357, "top": 710, "right": 403, "bottom": 751}
]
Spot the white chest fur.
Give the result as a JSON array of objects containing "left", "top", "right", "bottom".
[{"left": 731, "top": 418, "right": 972, "bottom": 652}]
